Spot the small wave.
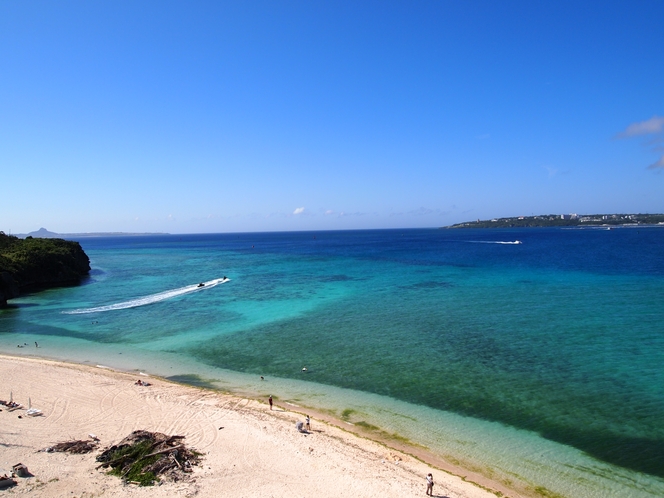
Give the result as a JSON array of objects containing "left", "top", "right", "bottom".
[
  {"left": 63, "top": 277, "right": 230, "bottom": 314},
  {"left": 467, "top": 240, "right": 522, "bottom": 245}
]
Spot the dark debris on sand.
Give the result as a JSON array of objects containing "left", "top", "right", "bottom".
[
  {"left": 95, "top": 430, "right": 202, "bottom": 486},
  {"left": 43, "top": 439, "right": 100, "bottom": 454}
]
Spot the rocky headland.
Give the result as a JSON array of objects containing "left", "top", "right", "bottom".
[{"left": 0, "top": 231, "right": 90, "bottom": 306}]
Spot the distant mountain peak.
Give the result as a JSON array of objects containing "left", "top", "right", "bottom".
[{"left": 27, "top": 228, "right": 60, "bottom": 238}]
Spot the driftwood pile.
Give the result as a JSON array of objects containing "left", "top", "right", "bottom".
[
  {"left": 0, "top": 475, "right": 17, "bottom": 489},
  {"left": 95, "top": 430, "right": 201, "bottom": 486},
  {"left": 44, "top": 439, "right": 99, "bottom": 454}
]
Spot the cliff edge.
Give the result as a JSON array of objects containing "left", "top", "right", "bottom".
[{"left": 0, "top": 231, "right": 91, "bottom": 306}]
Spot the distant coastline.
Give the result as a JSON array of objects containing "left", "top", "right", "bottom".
[
  {"left": 444, "top": 213, "right": 664, "bottom": 229},
  {"left": 13, "top": 227, "right": 169, "bottom": 239}
]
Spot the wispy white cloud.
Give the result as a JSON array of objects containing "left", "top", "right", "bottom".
[
  {"left": 293, "top": 207, "right": 305, "bottom": 215},
  {"left": 265, "top": 211, "right": 288, "bottom": 219},
  {"left": 648, "top": 155, "right": 664, "bottom": 170},
  {"left": 389, "top": 207, "right": 450, "bottom": 217},
  {"left": 410, "top": 207, "right": 434, "bottom": 216},
  {"left": 324, "top": 209, "right": 334, "bottom": 215},
  {"left": 616, "top": 116, "right": 664, "bottom": 138},
  {"left": 616, "top": 116, "right": 664, "bottom": 170},
  {"left": 338, "top": 211, "right": 368, "bottom": 217},
  {"left": 542, "top": 165, "right": 570, "bottom": 178}
]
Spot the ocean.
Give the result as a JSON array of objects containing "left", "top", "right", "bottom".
[{"left": 2, "top": 227, "right": 663, "bottom": 497}]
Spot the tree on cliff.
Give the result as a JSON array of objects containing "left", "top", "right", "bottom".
[{"left": 0, "top": 231, "right": 91, "bottom": 306}]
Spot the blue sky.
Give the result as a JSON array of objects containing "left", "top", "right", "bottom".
[{"left": 2, "top": 1, "right": 663, "bottom": 234}]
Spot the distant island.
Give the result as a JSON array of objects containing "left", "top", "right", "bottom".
[
  {"left": 13, "top": 227, "right": 169, "bottom": 239},
  {"left": 0, "top": 231, "right": 91, "bottom": 306},
  {"left": 445, "top": 213, "right": 664, "bottom": 229}
]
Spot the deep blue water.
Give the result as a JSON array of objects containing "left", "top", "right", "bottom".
[{"left": 2, "top": 227, "right": 664, "bottom": 492}]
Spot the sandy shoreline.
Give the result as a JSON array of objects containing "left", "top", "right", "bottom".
[{"left": 0, "top": 354, "right": 512, "bottom": 497}]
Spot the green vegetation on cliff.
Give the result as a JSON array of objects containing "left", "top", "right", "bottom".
[{"left": 0, "top": 232, "right": 90, "bottom": 306}]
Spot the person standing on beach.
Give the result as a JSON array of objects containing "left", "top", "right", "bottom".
[
  {"left": 305, "top": 415, "right": 310, "bottom": 431},
  {"left": 426, "top": 473, "right": 434, "bottom": 495},
  {"left": 268, "top": 395, "right": 273, "bottom": 410}
]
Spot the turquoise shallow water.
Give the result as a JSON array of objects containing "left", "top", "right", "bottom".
[{"left": 2, "top": 227, "right": 664, "bottom": 497}]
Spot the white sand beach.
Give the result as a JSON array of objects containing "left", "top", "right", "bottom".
[{"left": 0, "top": 354, "right": 509, "bottom": 497}]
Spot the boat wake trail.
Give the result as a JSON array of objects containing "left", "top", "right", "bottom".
[
  {"left": 63, "top": 277, "right": 230, "bottom": 314},
  {"left": 467, "top": 240, "right": 523, "bottom": 245}
]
